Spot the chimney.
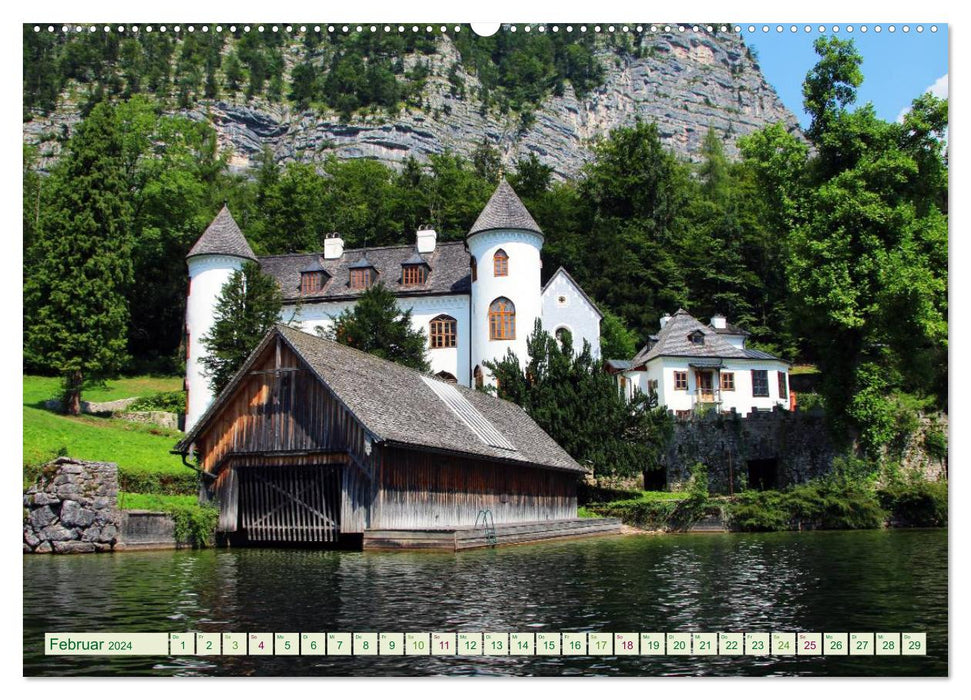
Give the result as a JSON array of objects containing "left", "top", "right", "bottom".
[
  {"left": 324, "top": 233, "right": 344, "bottom": 260},
  {"left": 711, "top": 313, "right": 727, "bottom": 329},
  {"left": 659, "top": 313, "right": 672, "bottom": 329},
  {"left": 416, "top": 225, "right": 437, "bottom": 254}
]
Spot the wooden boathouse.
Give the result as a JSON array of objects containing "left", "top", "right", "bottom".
[{"left": 174, "top": 325, "right": 620, "bottom": 550}]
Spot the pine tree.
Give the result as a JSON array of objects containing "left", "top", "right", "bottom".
[
  {"left": 487, "top": 320, "right": 672, "bottom": 479},
  {"left": 326, "top": 283, "right": 430, "bottom": 371},
  {"left": 24, "top": 102, "right": 133, "bottom": 414},
  {"left": 201, "top": 261, "right": 284, "bottom": 395}
]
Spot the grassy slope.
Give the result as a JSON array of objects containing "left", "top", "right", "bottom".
[{"left": 23, "top": 375, "right": 186, "bottom": 476}]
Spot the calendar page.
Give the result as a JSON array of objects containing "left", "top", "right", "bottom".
[{"left": 20, "top": 5, "right": 950, "bottom": 683}]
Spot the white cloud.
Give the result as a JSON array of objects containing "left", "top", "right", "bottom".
[{"left": 897, "top": 74, "right": 948, "bottom": 122}]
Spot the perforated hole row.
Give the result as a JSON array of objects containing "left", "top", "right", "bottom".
[{"left": 31, "top": 24, "right": 939, "bottom": 35}]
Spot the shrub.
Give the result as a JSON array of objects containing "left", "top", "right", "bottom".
[
  {"left": 127, "top": 391, "right": 186, "bottom": 414},
  {"left": 167, "top": 503, "right": 219, "bottom": 548},
  {"left": 119, "top": 470, "right": 197, "bottom": 495},
  {"left": 726, "top": 479, "right": 886, "bottom": 531},
  {"left": 878, "top": 481, "right": 948, "bottom": 527}
]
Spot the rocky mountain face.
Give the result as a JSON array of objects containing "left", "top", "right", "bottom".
[{"left": 24, "top": 28, "right": 800, "bottom": 180}]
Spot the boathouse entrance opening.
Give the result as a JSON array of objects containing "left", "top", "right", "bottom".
[
  {"left": 746, "top": 458, "right": 778, "bottom": 491},
  {"left": 237, "top": 464, "right": 342, "bottom": 544}
]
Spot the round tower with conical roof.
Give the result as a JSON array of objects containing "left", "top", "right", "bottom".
[
  {"left": 467, "top": 180, "right": 544, "bottom": 387},
  {"left": 184, "top": 205, "right": 258, "bottom": 430}
]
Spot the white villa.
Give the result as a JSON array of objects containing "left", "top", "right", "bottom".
[
  {"left": 608, "top": 309, "right": 792, "bottom": 417},
  {"left": 184, "top": 180, "right": 603, "bottom": 431}
]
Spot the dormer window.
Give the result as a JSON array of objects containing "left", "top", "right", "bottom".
[
  {"left": 401, "top": 252, "right": 429, "bottom": 286},
  {"left": 348, "top": 254, "right": 376, "bottom": 290},
  {"left": 493, "top": 249, "right": 509, "bottom": 277},
  {"left": 300, "top": 271, "right": 328, "bottom": 294},
  {"left": 688, "top": 330, "right": 705, "bottom": 345},
  {"left": 402, "top": 265, "right": 427, "bottom": 286},
  {"left": 350, "top": 268, "right": 373, "bottom": 289}
]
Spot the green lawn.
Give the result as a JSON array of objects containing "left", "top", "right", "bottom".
[
  {"left": 118, "top": 492, "right": 197, "bottom": 510},
  {"left": 23, "top": 375, "right": 187, "bottom": 480},
  {"left": 24, "top": 374, "right": 183, "bottom": 406}
]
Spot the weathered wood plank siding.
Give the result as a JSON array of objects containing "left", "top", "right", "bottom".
[
  {"left": 373, "top": 446, "right": 577, "bottom": 529},
  {"left": 195, "top": 341, "right": 375, "bottom": 533}
]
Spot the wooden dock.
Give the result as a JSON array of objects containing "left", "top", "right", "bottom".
[{"left": 362, "top": 517, "right": 623, "bottom": 551}]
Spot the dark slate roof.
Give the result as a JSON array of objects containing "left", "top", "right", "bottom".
[
  {"left": 259, "top": 241, "right": 471, "bottom": 302},
  {"left": 468, "top": 180, "right": 543, "bottom": 237},
  {"left": 186, "top": 206, "right": 257, "bottom": 261},
  {"left": 605, "top": 360, "right": 632, "bottom": 372},
  {"left": 541, "top": 267, "right": 604, "bottom": 319},
  {"left": 709, "top": 322, "right": 752, "bottom": 337},
  {"left": 347, "top": 253, "right": 376, "bottom": 269},
  {"left": 300, "top": 257, "right": 328, "bottom": 273},
  {"left": 631, "top": 309, "right": 787, "bottom": 366},
  {"left": 180, "top": 325, "right": 585, "bottom": 474}
]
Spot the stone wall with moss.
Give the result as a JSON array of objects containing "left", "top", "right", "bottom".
[{"left": 23, "top": 457, "right": 121, "bottom": 553}]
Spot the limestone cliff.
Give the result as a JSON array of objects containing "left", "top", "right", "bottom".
[{"left": 24, "top": 27, "right": 800, "bottom": 179}]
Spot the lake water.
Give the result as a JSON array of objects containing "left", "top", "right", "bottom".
[{"left": 23, "top": 529, "right": 947, "bottom": 676}]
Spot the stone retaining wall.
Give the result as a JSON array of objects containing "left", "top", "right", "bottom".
[
  {"left": 23, "top": 457, "right": 121, "bottom": 553},
  {"left": 661, "top": 407, "right": 839, "bottom": 494},
  {"left": 118, "top": 511, "right": 178, "bottom": 550}
]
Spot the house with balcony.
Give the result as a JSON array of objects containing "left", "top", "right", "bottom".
[{"left": 608, "top": 309, "right": 791, "bottom": 418}]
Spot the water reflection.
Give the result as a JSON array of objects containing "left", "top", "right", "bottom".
[{"left": 24, "top": 530, "right": 946, "bottom": 676}]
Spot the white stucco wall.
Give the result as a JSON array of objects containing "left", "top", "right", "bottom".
[
  {"left": 541, "top": 271, "right": 602, "bottom": 359},
  {"left": 185, "top": 254, "right": 248, "bottom": 431},
  {"left": 467, "top": 229, "right": 544, "bottom": 384},
  {"left": 621, "top": 359, "right": 790, "bottom": 416},
  {"left": 287, "top": 294, "right": 471, "bottom": 385}
]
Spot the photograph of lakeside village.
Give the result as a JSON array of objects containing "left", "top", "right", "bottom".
[{"left": 22, "top": 22, "right": 947, "bottom": 676}]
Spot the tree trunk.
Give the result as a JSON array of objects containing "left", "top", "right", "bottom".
[{"left": 65, "top": 370, "right": 83, "bottom": 416}]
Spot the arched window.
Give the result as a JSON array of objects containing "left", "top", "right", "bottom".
[
  {"left": 555, "top": 326, "right": 571, "bottom": 347},
  {"left": 470, "top": 256, "right": 477, "bottom": 282},
  {"left": 493, "top": 249, "right": 509, "bottom": 277},
  {"left": 489, "top": 297, "right": 515, "bottom": 340},
  {"left": 436, "top": 371, "right": 458, "bottom": 383},
  {"left": 429, "top": 314, "right": 457, "bottom": 348},
  {"left": 473, "top": 365, "right": 484, "bottom": 389}
]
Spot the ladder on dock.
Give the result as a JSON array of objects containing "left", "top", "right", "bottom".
[{"left": 474, "top": 509, "right": 497, "bottom": 547}]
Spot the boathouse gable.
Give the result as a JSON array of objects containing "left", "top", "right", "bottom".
[{"left": 176, "top": 324, "right": 587, "bottom": 545}]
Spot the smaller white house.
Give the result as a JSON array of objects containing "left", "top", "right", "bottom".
[{"left": 608, "top": 309, "right": 791, "bottom": 417}]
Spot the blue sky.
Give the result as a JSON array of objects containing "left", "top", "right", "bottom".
[{"left": 744, "top": 24, "right": 949, "bottom": 127}]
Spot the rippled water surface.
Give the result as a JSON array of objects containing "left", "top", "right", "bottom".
[{"left": 23, "top": 529, "right": 947, "bottom": 676}]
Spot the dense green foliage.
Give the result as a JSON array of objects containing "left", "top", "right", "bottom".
[
  {"left": 877, "top": 481, "right": 948, "bottom": 527},
  {"left": 167, "top": 502, "right": 219, "bottom": 547},
  {"left": 127, "top": 391, "right": 187, "bottom": 413},
  {"left": 755, "top": 38, "right": 948, "bottom": 455},
  {"left": 728, "top": 481, "right": 886, "bottom": 531},
  {"left": 24, "top": 24, "right": 618, "bottom": 120},
  {"left": 486, "top": 321, "right": 673, "bottom": 479},
  {"left": 324, "top": 283, "right": 430, "bottom": 371},
  {"left": 24, "top": 102, "right": 133, "bottom": 413},
  {"left": 201, "top": 261, "right": 285, "bottom": 395}
]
